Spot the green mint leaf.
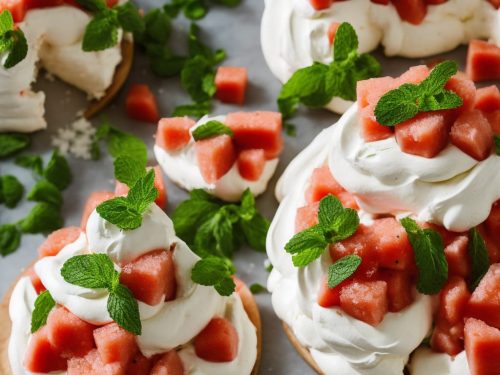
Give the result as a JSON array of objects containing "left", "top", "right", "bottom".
[
  {"left": 318, "top": 195, "right": 359, "bottom": 243},
  {"left": 184, "top": 0, "right": 208, "bottom": 20},
  {"left": 96, "top": 197, "right": 142, "bottom": 230},
  {"left": 188, "top": 23, "right": 223, "bottom": 63},
  {"left": 327, "top": 254, "right": 361, "bottom": 288},
  {"left": 44, "top": 150, "right": 72, "bottom": 190},
  {"left": 418, "top": 90, "right": 463, "bottom": 112},
  {"left": 15, "top": 155, "right": 43, "bottom": 175},
  {"left": 495, "top": 135, "right": 500, "bottom": 155},
  {"left": 292, "top": 247, "right": 326, "bottom": 267},
  {"left": 240, "top": 213, "right": 269, "bottom": 253},
  {"left": 172, "top": 101, "right": 212, "bottom": 118},
  {"left": 0, "top": 10, "right": 14, "bottom": 35},
  {"left": 239, "top": 188, "right": 256, "bottom": 221},
  {"left": 4, "top": 29, "right": 28, "bottom": 69},
  {"left": 265, "top": 261, "right": 273, "bottom": 272},
  {"left": 0, "top": 133, "right": 30, "bottom": 159},
  {"left": 181, "top": 55, "right": 216, "bottom": 103},
  {"left": 115, "top": 2, "right": 145, "bottom": 34},
  {"left": 192, "top": 120, "right": 234, "bottom": 141},
  {"left": 374, "top": 83, "right": 420, "bottom": 126},
  {"left": 249, "top": 283, "right": 267, "bottom": 294},
  {"left": 61, "top": 254, "right": 118, "bottom": 289},
  {"left": 420, "top": 60, "right": 458, "bottom": 95},
  {"left": 31, "top": 291, "right": 56, "bottom": 333},
  {"left": 194, "top": 211, "right": 237, "bottom": 258},
  {"left": 127, "top": 169, "right": 158, "bottom": 213},
  {"left": 211, "top": 0, "right": 241, "bottom": 6},
  {"left": 0, "top": 224, "right": 21, "bottom": 256},
  {"left": 285, "top": 225, "right": 327, "bottom": 266},
  {"left": 20, "top": 203, "right": 64, "bottom": 234},
  {"left": 150, "top": 52, "right": 186, "bottom": 77},
  {"left": 143, "top": 9, "right": 171, "bottom": 44},
  {"left": 0, "top": 175, "right": 24, "bottom": 208},
  {"left": 214, "top": 277, "right": 236, "bottom": 296},
  {"left": 27, "top": 180, "right": 62, "bottom": 208},
  {"left": 75, "top": 0, "right": 107, "bottom": 12},
  {"left": 333, "top": 22, "right": 358, "bottom": 62},
  {"left": 163, "top": 3, "right": 182, "bottom": 18},
  {"left": 284, "top": 123, "right": 297, "bottom": 137},
  {"left": 98, "top": 124, "right": 148, "bottom": 165},
  {"left": 191, "top": 256, "right": 236, "bottom": 296},
  {"left": 82, "top": 11, "right": 119, "bottom": 52},
  {"left": 114, "top": 156, "right": 146, "bottom": 188},
  {"left": 108, "top": 284, "right": 142, "bottom": 335},
  {"left": 468, "top": 228, "right": 490, "bottom": 291},
  {"left": 400, "top": 217, "right": 448, "bottom": 295}
]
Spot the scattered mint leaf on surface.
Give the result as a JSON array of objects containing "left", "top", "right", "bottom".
[
  {"left": 15, "top": 155, "right": 43, "bottom": 175},
  {"left": 0, "top": 224, "right": 21, "bottom": 256},
  {"left": 0, "top": 133, "right": 30, "bottom": 159},
  {"left": 20, "top": 203, "right": 64, "bottom": 234},
  {"left": 0, "top": 175, "right": 24, "bottom": 208},
  {"left": 82, "top": 10, "right": 119, "bottom": 52},
  {"left": 191, "top": 256, "right": 236, "bottom": 296},
  {"left": 142, "top": 9, "right": 171, "bottom": 44},
  {"left": 184, "top": 0, "right": 208, "bottom": 20},
  {"left": 115, "top": 2, "right": 145, "bottom": 34},
  {"left": 192, "top": 120, "right": 234, "bottom": 141},
  {"left": 108, "top": 284, "right": 141, "bottom": 335},
  {"left": 239, "top": 189, "right": 257, "bottom": 221},
  {"left": 172, "top": 101, "right": 212, "bottom": 118},
  {"left": 494, "top": 135, "right": 500, "bottom": 155},
  {"left": 114, "top": 156, "right": 146, "bottom": 188},
  {"left": 44, "top": 150, "right": 72, "bottom": 191},
  {"left": 61, "top": 254, "right": 118, "bottom": 289},
  {"left": 400, "top": 217, "right": 448, "bottom": 295},
  {"left": 284, "top": 123, "right": 297, "bottom": 137},
  {"left": 250, "top": 283, "right": 267, "bottom": 294},
  {"left": 96, "top": 123, "right": 148, "bottom": 165},
  {"left": 181, "top": 55, "right": 217, "bottom": 103},
  {"left": 27, "top": 180, "right": 62, "bottom": 208},
  {"left": 31, "top": 291, "right": 56, "bottom": 333},
  {"left": 468, "top": 228, "right": 490, "bottom": 291},
  {"left": 327, "top": 255, "right": 361, "bottom": 288},
  {"left": 375, "top": 61, "right": 463, "bottom": 126}
]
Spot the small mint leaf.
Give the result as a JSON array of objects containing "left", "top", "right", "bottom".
[
  {"left": 0, "top": 133, "right": 30, "bottom": 159},
  {"left": 0, "top": 224, "right": 21, "bottom": 256},
  {"left": 82, "top": 11, "right": 119, "bottom": 52},
  {"left": 127, "top": 169, "right": 158, "bottom": 213},
  {"left": 113, "top": 156, "right": 146, "bottom": 188},
  {"left": 61, "top": 254, "right": 118, "bottom": 289},
  {"left": 108, "top": 284, "right": 141, "bottom": 335},
  {"left": 44, "top": 150, "right": 72, "bottom": 190},
  {"left": 192, "top": 120, "right": 233, "bottom": 141},
  {"left": 468, "top": 228, "right": 490, "bottom": 291},
  {"left": 27, "top": 180, "right": 62, "bottom": 208},
  {"left": 20, "top": 203, "right": 63, "bottom": 234},
  {"left": 0, "top": 175, "right": 24, "bottom": 208},
  {"left": 96, "top": 197, "right": 142, "bottom": 230},
  {"left": 333, "top": 22, "right": 358, "bottom": 62},
  {"left": 327, "top": 254, "right": 361, "bottom": 288},
  {"left": 31, "top": 291, "right": 56, "bottom": 333}
]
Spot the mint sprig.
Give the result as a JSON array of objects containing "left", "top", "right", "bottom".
[
  {"left": 400, "top": 217, "right": 448, "bottom": 295},
  {"left": 0, "top": 133, "right": 30, "bottom": 159},
  {"left": 278, "top": 22, "right": 381, "bottom": 119},
  {"left": 61, "top": 254, "right": 141, "bottom": 335},
  {"left": 192, "top": 120, "right": 234, "bottom": 141},
  {"left": 0, "top": 11, "right": 28, "bottom": 68},
  {"left": 113, "top": 156, "right": 147, "bottom": 188},
  {"left": 191, "top": 256, "right": 236, "bottom": 296},
  {"left": 327, "top": 254, "right": 362, "bottom": 288},
  {"left": 468, "top": 228, "right": 490, "bottom": 291},
  {"left": 31, "top": 291, "right": 56, "bottom": 333},
  {"left": 374, "top": 61, "right": 463, "bottom": 126},
  {"left": 285, "top": 195, "right": 359, "bottom": 267}
]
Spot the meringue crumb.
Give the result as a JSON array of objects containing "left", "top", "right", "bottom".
[{"left": 52, "top": 117, "right": 96, "bottom": 160}]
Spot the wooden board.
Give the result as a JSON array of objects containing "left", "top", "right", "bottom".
[{"left": 282, "top": 322, "right": 323, "bottom": 375}]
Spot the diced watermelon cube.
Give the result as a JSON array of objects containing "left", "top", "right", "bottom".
[
  {"left": 356, "top": 76, "right": 399, "bottom": 109},
  {"left": 380, "top": 270, "right": 414, "bottom": 312},
  {"left": 475, "top": 86, "right": 500, "bottom": 112},
  {"left": 150, "top": 351, "right": 184, "bottom": 375},
  {"left": 439, "top": 276, "right": 471, "bottom": 325},
  {"left": 194, "top": 317, "right": 239, "bottom": 362},
  {"left": 93, "top": 323, "right": 138, "bottom": 367},
  {"left": 445, "top": 73, "right": 477, "bottom": 113},
  {"left": 305, "top": 165, "right": 346, "bottom": 204},
  {"left": 156, "top": 117, "right": 195, "bottom": 152},
  {"left": 317, "top": 276, "right": 342, "bottom": 308},
  {"left": 395, "top": 112, "right": 449, "bottom": 158},
  {"left": 0, "top": 0, "right": 27, "bottom": 22},
  {"left": 450, "top": 110, "right": 493, "bottom": 161},
  {"left": 295, "top": 203, "right": 319, "bottom": 233},
  {"left": 467, "top": 264, "right": 500, "bottom": 329},
  {"left": 25, "top": 326, "right": 67, "bottom": 373},
  {"left": 391, "top": 0, "right": 427, "bottom": 25},
  {"left": 431, "top": 322, "right": 464, "bottom": 356},
  {"left": 466, "top": 39, "right": 500, "bottom": 82},
  {"left": 225, "top": 111, "right": 283, "bottom": 160},
  {"left": 464, "top": 318, "right": 500, "bottom": 375},
  {"left": 337, "top": 191, "right": 359, "bottom": 210},
  {"left": 327, "top": 22, "right": 340, "bottom": 45},
  {"left": 125, "top": 84, "right": 160, "bottom": 124},
  {"left": 120, "top": 249, "right": 176, "bottom": 306},
  {"left": 195, "top": 134, "right": 236, "bottom": 184},
  {"left": 237, "top": 149, "right": 266, "bottom": 181},
  {"left": 486, "top": 110, "right": 500, "bottom": 134},
  {"left": 38, "top": 227, "right": 82, "bottom": 258},
  {"left": 339, "top": 280, "right": 388, "bottom": 326},
  {"left": 309, "top": 0, "right": 333, "bottom": 10},
  {"left": 397, "top": 65, "right": 430, "bottom": 85},
  {"left": 370, "top": 218, "right": 415, "bottom": 271},
  {"left": 359, "top": 105, "right": 394, "bottom": 142},
  {"left": 115, "top": 166, "right": 167, "bottom": 209},
  {"left": 485, "top": 201, "right": 500, "bottom": 243},
  {"left": 126, "top": 352, "right": 152, "bottom": 375},
  {"left": 67, "top": 349, "right": 124, "bottom": 375},
  {"left": 47, "top": 306, "right": 96, "bottom": 358},
  {"left": 25, "top": 266, "right": 46, "bottom": 294},
  {"left": 80, "top": 191, "right": 115, "bottom": 229},
  {"left": 445, "top": 235, "right": 470, "bottom": 278},
  {"left": 215, "top": 66, "right": 248, "bottom": 105}
]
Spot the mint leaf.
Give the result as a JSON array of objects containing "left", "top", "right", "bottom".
[
  {"left": 191, "top": 256, "right": 236, "bottom": 296},
  {"left": 240, "top": 213, "right": 269, "bottom": 253},
  {"left": 61, "top": 254, "right": 118, "bottom": 289},
  {"left": 108, "top": 284, "right": 141, "bottom": 335},
  {"left": 493, "top": 135, "right": 500, "bottom": 155},
  {"left": 327, "top": 255, "right": 361, "bottom": 288},
  {"left": 31, "top": 291, "right": 56, "bottom": 333},
  {"left": 184, "top": 0, "right": 207, "bottom": 20},
  {"left": 0, "top": 10, "right": 14, "bottom": 34},
  {"left": 239, "top": 188, "right": 257, "bottom": 221},
  {"left": 27, "top": 180, "right": 62, "bottom": 208},
  {"left": 97, "top": 123, "right": 148, "bottom": 165},
  {"left": 15, "top": 155, "right": 43, "bottom": 175},
  {"left": 172, "top": 101, "right": 212, "bottom": 118},
  {"left": 115, "top": 2, "right": 145, "bottom": 34},
  {"left": 194, "top": 211, "right": 237, "bottom": 258},
  {"left": 285, "top": 225, "right": 327, "bottom": 266},
  {"left": 0, "top": 224, "right": 21, "bottom": 256},
  {"left": 44, "top": 150, "right": 72, "bottom": 190},
  {"left": 0, "top": 175, "right": 24, "bottom": 208},
  {"left": 374, "top": 83, "right": 420, "bottom": 126},
  {"left": 284, "top": 123, "right": 297, "bottom": 137},
  {"left": 333, "top": 22, "right": 358, "bottom": 62},
  {"left": 0, "top": 133, "right": 30, "bottom": 159},
  {"left": 96, "top": 197, "right": 142, "bottom": 230},
  {"left": 214, "top": 277, "right": 236, "bottom": 296},
  {"left": 468, "top": 228, "right": 490, "bottom": 291},
  {"left": 250, "top": 283, "right": 267, "bottom": 294},
  {"left": 318, "top": 195, "right": 359, "bottom": 243},
  {"left": 82, "top": 11, "right": 119, "bottom": 52},
  {"left": 20, "top": 203, "right": 64, "bottom": 234},
  {"left": 292, "top": 247, "right": 327, "bottom": 267},
  {"left": 400, "top": 217, "right": 448, "bottom": 295},
  {"left": 420, "top": 60, "right": 458, "bottom": 95},
  {"left": 127, "top": 169, "right": 158, "bottom": 212},
  {"left": 192, "top": 120, "right": 233, "bottom": 141},
  {"left": 142, "top": 9, "right": 171, "bottom": 44},
  {"left": 181, "top": 55, "right": 216, "bottom": 103},
  {"left": 114, "top": 156, "right": 146, "bottom": 188},
  {"left": 4, "top": 29, "right": 28, "bottom": 69},
  {"left": 76, "top": 0, "right": 107, "bottom": 12}
]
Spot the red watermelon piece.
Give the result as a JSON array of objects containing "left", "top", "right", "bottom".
[
  {"left": 80, "top": 191, "right": 115, "bottom": 229},
  {"left": 215, "top": 66, "right": 248, "bottom": 105},
  {"left": 38, "top": 227, "right": 82, "bottom": 258},
  {"left": 467, "top": 264, "right": 500, "bottom": 329},
  {"left": 126, "top": 352, "right": 152, "bottom": 375},
  {"left": 115, "top": 166, "right": 167, "bottom": 209},
  {"left": 225, "top": 111, "right": 283, "bottom": 160},
  {"left": 305, "top": 165, "right": 345, "bottom": 204},
  {"left": 478, "top": 225, "right": 500, "bottom": 264},
  {"left": 397, "top": 65, "right": 430, "bottom": 85},
  {"left": 486, "top": 110, "right": 500, "bottom": 134},
  {"left": 489, "top": 0, "right": 500, "bottom": 8},
  {"left": 120, "top": 249, "right": 176, "bottom": 306},
  {"left": 466, "top": 39, "right": 500, "bottom": 82},
  {"left": 67, "top": 349, "right": 124, "bottom": 375},
  {"left": 445, "top": 73, "right": 476, "bottom": 113},
  {"left": 0, "top": 0, "right": 27, "bottom": 22},
  {"left": 24, "top": 326, "right": 67, "bottom": 373},
  {"left": 475, "top": 86, "right": 500, "bottom": 112},
  {"left": 47, "top": 306, "right": 96, "bottom": 358},
  {"left": 309, "top": 0, "right": 333, "bottom": 10},
  {"left": 339, "top": 280, "right": 388, "bottom": 326},
  {"left": 391, "top": 0, "right": 427, "bottom": 25},
  {"left": 440, "top": 276, "right": 471, "bottom": 325},
  {"left": 431, "top": 322, "right": 464, "bottom": 356},
  {"left": 485, "top": 201, "right": 500, "bottom": 242},
  {"left": 150, "top": 351, "right": 184, "bottom": 375},
  {"left": 338, "top": 191, "right": 359, "bottom": 210},
  {"left": 237, "top": 149, "right": 266, "bottom": 181},
  {"left": 450, "top": 109, "right": 493, "bottom": 161},
  {"left": 93, "top": 323, "right": 138, "bottom": 367},
  {"left": 464, "top": 318, "right": 500, "bottom": 375},
  {"left": 395, "top": 112, "right": 449, "bottom": 158},
  {"left": 445, "top": 235, "right": 470, "bottom": 278},
  {"left": 359, "top": 105, "right": 394, "bottom": 142},
  {"left": 156, "top": 117, "right": 195, "bottom": 152},
  {"left": 357, "top": 76, "right": 399, "bottom": 109},
  {"left": 317, "top": 276, "right": 344, "bottom": 308},
  {"left": 194, "top": 317, "right": 239, "bottom": 362},
  {"left": 295, "top": 203, "right": 319, "bottom": 233},
  {"left": 327, "top": 22, "right": 340, "bottom": 45},
  {"left": 195, "top": 134, "right": 236, "bottom": 184},
  {"left": 380, "top": 270, "right": 414, "bottom": 312},
  {"left": 25, "top": 266, "right": 46, "bottom": 294},
  {"left": 125, "top": 84, "right": 159, "bottom": 124}
]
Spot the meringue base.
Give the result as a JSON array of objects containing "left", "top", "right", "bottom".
[{"left": 282, "top": 321, "right": 324, "bottom": 374}]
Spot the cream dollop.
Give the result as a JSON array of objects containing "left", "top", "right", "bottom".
[
  {"left": 0, "top": 6, "right": 122, "bottom": 133},
  {"left": 154, "top": 115, "right": 279, "bottom": 202},
  {"left": 261, "top": 0, "right": 498, "bottom": 113},
  {"left": 410, "top": 349, "right": 470, "bottom": 375}
]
